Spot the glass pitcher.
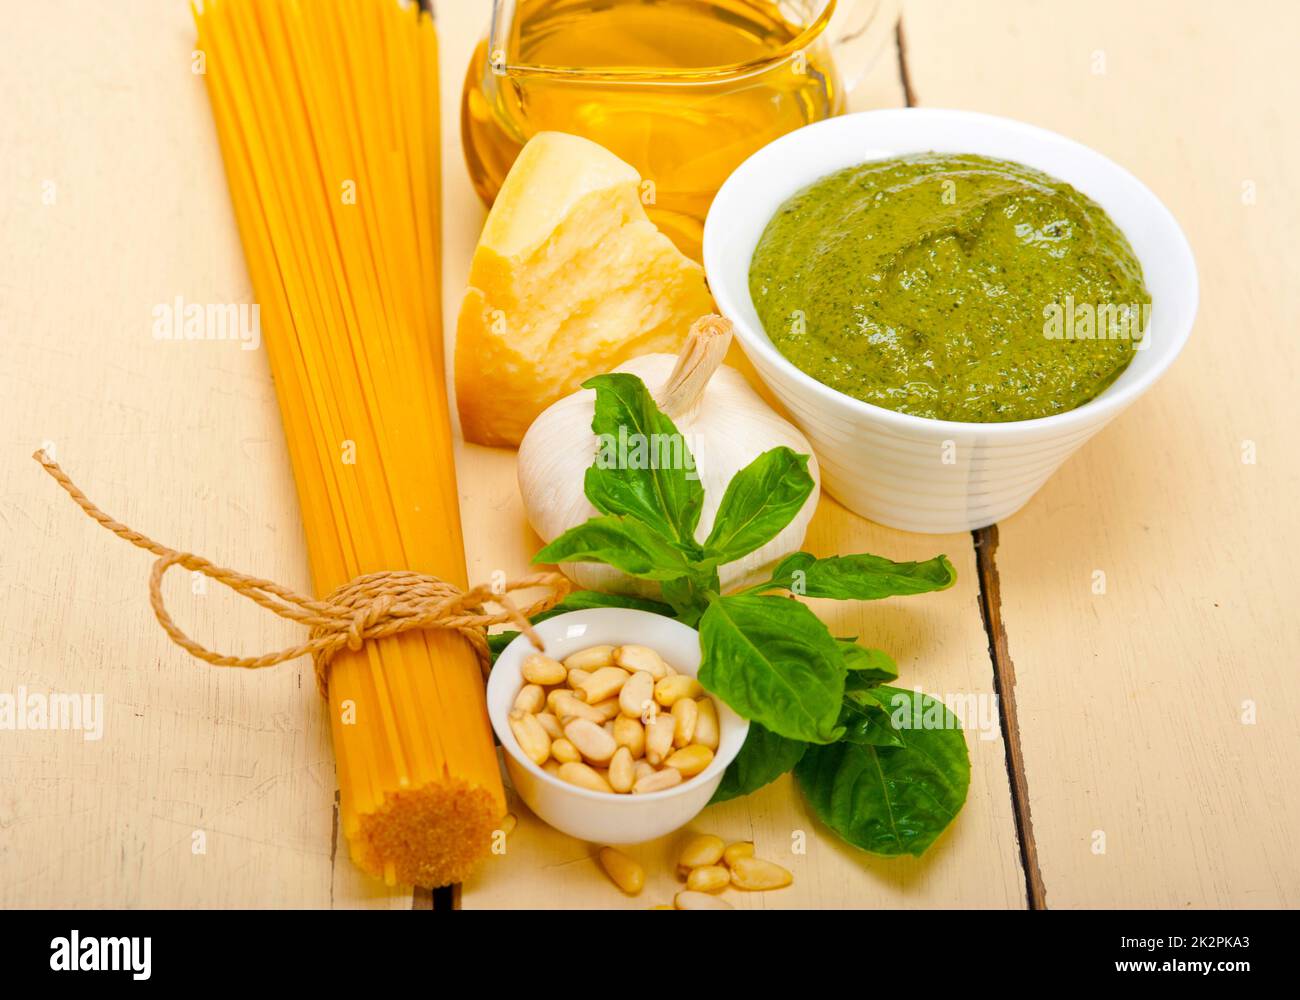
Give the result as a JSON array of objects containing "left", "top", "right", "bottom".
[{"left": 461, "top": 0, "right": 898, "bottom": 259}]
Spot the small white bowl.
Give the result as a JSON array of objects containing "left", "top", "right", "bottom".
[
  {"left": 487, "top": 608, "right": 748, "bottom": 845},
  {"left": 703, "top": 108, "right": 1199, "bottom": 533}
]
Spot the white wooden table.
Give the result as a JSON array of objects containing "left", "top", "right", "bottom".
[{"left": 1, "top": 0, "right": 1295, "bottom": 909}]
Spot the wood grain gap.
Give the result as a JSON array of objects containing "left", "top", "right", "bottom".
[
  {"left": 973, "top": 525, "right": 1047, "bottom": 908},
  {"left": 895, "top": 16, "right": 918, "bottom": 108}
]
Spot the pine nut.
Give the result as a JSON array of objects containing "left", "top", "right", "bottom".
[
  {"left": 654, "top": 675, "right": 702, "bottom": 707},
  {"left": 578, "top": 666, "right": 630, "bottom": 703},
  {"left": 567, "top": 667, "right": 592, "bottom": 691},
  {"left": 633, "top": 767, "right": 682, "bottom": 794},
  {"left": 723, "top": 842, "right": 754, "bottom": 868},
  {"left": 619, "top": 670, "right": 656, "bottom": 719},
  {"left": 508, "top": 709, "right": 551, "bottom": 766},
  {"left": 613, "top": 716, "right": 646, "bottom": 758},
  {"left": 686, "top": 865, "right": 730, "bottom": 893},
  {"left": 634, "top": 760, "right": 655, "bottom": 782},
  {"left": 551, "top": 691, "right": 605, "bottom": 725},
  {"left": 564, "top": 718, "right": 618, "bottom": 764},
  {"left": 543, "top": 759, "right": 561, "bottom": 777},
  {"left": 671, "top": 697, "right": 697, "bottom": 748},
  {"left": 674, "top": 890, "right": 733, "bottom": 910},
  {"left": 694, "top": 698, "right": 719, "bottom": 750},
  {"left": 613, "top": 644, "right": 669, "bottom": 679},
  {"left": 535, "top": 712, "right": 563, "bottom": 740},
  {"left": 558, "top": 761, "right": 613, "bottom": 793},
  {"left": 678, "top": 834, "right": 725, "bottom": 869},
  {"left": 729, "top": 856, "right": 793, "bottom": 891},
  {"left": 551, "top": 738, "right": 581, "bottom": 765},
  {"left": 513, "top": 683, "right": 545, "bottom": 714},
  {"left": 664, "top": 744, "right": 713, "bottom": 778},
  {"left": 564, "top": 645, "right": 615, "bottom": 672},
  {"left": 608, "top": 746, "right": 635, "bottom": 793},
  {"left": 522, "top": 653, "right": 567, "bottom": 686},
  {"left": 598, "top": 847, "right": 645, "bottom": 895},
  {"left": 645, "top": 714, "right": 676, "bottom": 765},
  {"left": 590, "top": 696, "right": 622, "bottom": 721}
]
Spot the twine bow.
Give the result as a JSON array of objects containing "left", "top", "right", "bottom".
[{"left": 33, "top": 450, "right": 569, "bottom": 696}]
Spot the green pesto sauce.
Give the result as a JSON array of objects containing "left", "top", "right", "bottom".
[{"left": 749, "top": 153, "right": 1151, "bottom": 423}]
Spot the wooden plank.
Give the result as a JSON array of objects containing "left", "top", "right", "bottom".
[
  {"left": 902, "top": 0, "right": 1300, "bottom": 906},
  {"left": 452, "top": 3, "right": 1025, "bottom": 909},
  {"left": 0, "top": 0, "right": 407, "bottom": 908}
]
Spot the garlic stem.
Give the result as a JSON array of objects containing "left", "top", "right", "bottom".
[{"left": 654, "top": 314, "right": 733, "bottom": 420}]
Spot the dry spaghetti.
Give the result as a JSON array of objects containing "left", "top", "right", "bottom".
[{"left": 187, "top": 0, "right": 505, "bottom": 887}]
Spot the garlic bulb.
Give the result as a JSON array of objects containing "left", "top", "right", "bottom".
[{"left": 517, "top": 315, "right": 821, "bottom": 597}]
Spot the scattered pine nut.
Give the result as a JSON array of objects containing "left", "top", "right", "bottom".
[
  {"left": 729, "top": 856, "right": 793, "bottom": 891},
  {"left": 722, "top": 842, "right": 754, "bottom": 868},
  {"left": 686, "top": 865, "right": 731, "bottom": 893},
  {"left": 678, "top": 834, "right": 725, "bottom": 869},
  {"left": 598, "top": 847, "right": 645, "bottom": 895}
]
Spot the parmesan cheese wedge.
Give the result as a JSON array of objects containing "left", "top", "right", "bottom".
[{"left": 454, "top": 132, "right": 714, "bottom": 448}]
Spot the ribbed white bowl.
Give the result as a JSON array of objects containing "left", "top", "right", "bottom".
[{"left": 703, "top": 109, "right": 1198, "bottom": 533}]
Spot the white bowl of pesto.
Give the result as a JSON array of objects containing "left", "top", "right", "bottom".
[{"left": 703, "top": 108, "right": 1198, "bottom": 533}]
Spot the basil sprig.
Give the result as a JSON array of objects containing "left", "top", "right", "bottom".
[{"left": 523, "top": 374, "right": 969, "bottom": 858}]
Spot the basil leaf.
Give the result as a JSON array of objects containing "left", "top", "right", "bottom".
[
  {"left": 582, "top": 373, "right": 704, "bottom": 551},
  {"left": 534, "top": 515, "right": 692, "bottom": 581},
  {"left": 838, "top": 639, "right": 899, "bottom": 684},
  {"left": 701, "top": 447, "right": 814, "bottom": 566},
  {"left": 710, "top": 723, "right": 807, "bottom": 804},
  {"left": 659, "top": 572, "right": 718, "bottom": 626},
  {"left": 698, "top": 594, "right": 846, "bottom": 744},
  {"left": 767, "top": 551, "right": 957, "bottom": 600},
  {"left": 795, "top": 686, "right": 970, "bottom": 857},
  {"left": 838, "top": 692, "right": 905, "bottom": 748}
]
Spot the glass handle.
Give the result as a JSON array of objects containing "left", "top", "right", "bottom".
[{"left": 827, "top": 0, "right": 901, "bottom": 96}]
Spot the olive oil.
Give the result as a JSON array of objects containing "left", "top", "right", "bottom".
[{"left": 461, "top": 0, "right": 842, "bottom": 258}]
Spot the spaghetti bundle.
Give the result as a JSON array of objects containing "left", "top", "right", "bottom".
[{"left": 193, "top": 0, "right": 502, "bottom": 887}]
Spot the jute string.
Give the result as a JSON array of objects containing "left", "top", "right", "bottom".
[{"left": 33, "top": 451, "right": 570, "bottom": 697}]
